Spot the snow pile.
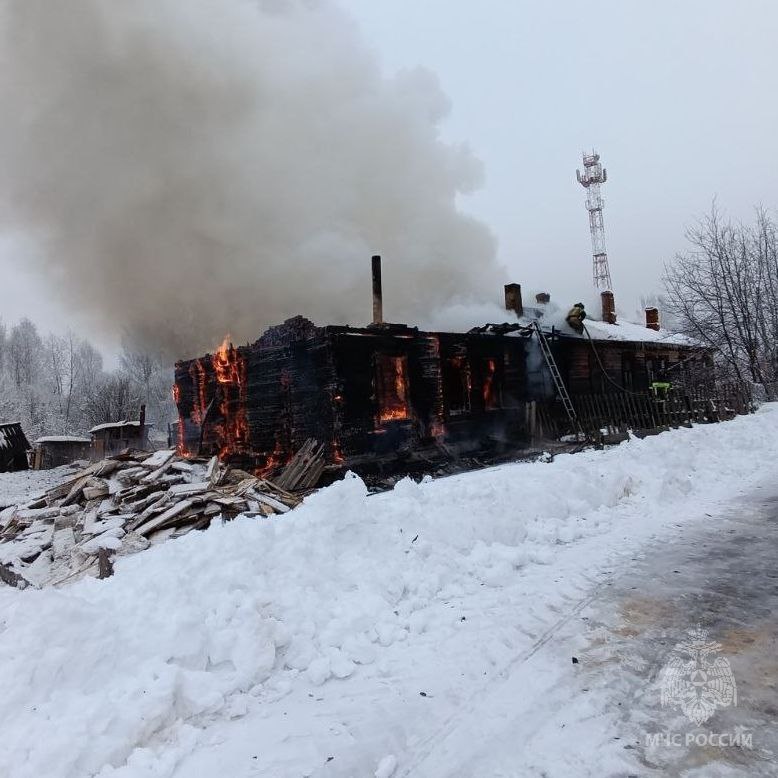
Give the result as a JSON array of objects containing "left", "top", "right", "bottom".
[{"left": 0, "top": 406, "right": 777, "bottom": 777}]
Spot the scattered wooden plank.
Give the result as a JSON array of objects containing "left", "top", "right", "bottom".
[
  {"left": 274, "top": 439, "right": 325, "bottom": 491},
  {"left": 249, "top": 490, "right": 290, "bottom": 514},
  {"left": 169, "top": 482, "right": 209, "bottom": 497},
  {"left": 0, "top": 561, "right": 27, "bottom": 588},
  {"left": 134, "top": 499, "right": 195, "bottom": 537},
  {"left": 52, "top": 527, "right": 76, "bottom": 561},
  {"left": 16, "top": 506, "right": 61, "bottom": 522},
  {"left": 97, "top": 549, "right": 114, "bottom": 579},
  {"left": 60, "top": 476, "right": 92, "bottom": 507},
  {"left": 23, "top": 549, "right": 52, "bottom": 588},
  {"left": 147, "top": 527, "right": 178, "bottom": 544},
  {"left": 256, "top": 479, "right": 301, "bottom": 504},
  {"left": 125, "top": 492, "right": 170, "bottom": 530},
  {"left": 141, "top": 459, "right": 176, "bottom": 484},
  {"left": 83, "top": 484, "right": 110, "bottom": 501},
  {"left": 205, "top": 456, "right": 220, "bottom": 487},
  {"left": 0, "top": 446, "right": 307, "bottom": 586},
  {"left": 93, "top": 460, "right": 123, "bottom": 478},
  {"left": 141, "top": 449, "right": 176, "bottom": 470}
]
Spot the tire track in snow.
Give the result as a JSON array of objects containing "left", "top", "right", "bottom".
[{"left": 399, "top": 580, "right": 610, "bottom": 776}]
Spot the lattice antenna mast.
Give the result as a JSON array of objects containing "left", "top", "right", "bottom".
[{"left": 576, "top": 150, "right": 612, "bottom": 290}]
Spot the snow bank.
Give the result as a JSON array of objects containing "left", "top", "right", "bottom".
[{"left": 1, "top": 405, "right": 777, "bottom": 778}]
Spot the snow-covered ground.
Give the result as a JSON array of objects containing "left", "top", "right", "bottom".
[
  {"left": 1, "top": 407, "right": 777, "bottom": 778},
  {"left": 0, "top": 464, "right": 79, "bottom": 508}
]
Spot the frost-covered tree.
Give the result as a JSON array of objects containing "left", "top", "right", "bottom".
[
  {"left": 0, "top": 317, "right": 175, "bottom": 438},
  {"left": 664, "top": 204, "right": 778, "bottom": 393}
]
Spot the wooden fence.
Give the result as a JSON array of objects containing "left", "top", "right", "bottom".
[{"left": 532, "top": 381, "right": 755, "bottom": 443}]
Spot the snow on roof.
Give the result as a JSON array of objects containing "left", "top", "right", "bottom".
[
  {"left": 468, "top": 314, "right": 702, "bottom": 348},
  {"left": 563, "top": 318, "right": 703, "bottom": 347},
  {"left": 34, "top": 436, "right": 91, "bottom": 445},
  {"left": 89, "top": 420, "right": 146, "bottom": 434}
]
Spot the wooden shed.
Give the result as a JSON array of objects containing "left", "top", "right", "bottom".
[
  {"left": 90, "top": 420, "right": 150, "bottom": 458},
  {"left": 32, "top": 436, "right": 92, "bottom": 470},
  {"left": 0, "top": 422, "right": 31, "bottom": 472}
]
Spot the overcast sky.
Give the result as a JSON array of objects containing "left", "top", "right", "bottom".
[
  {"left": 1, "top": 0, "right": 776, "bottom": 347},
  {"left": 340, "top": 0, "right": 778, "bottom": 312}
]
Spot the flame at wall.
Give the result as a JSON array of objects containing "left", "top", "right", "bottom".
[
  {"left": 212, "top": 337, "right": 249, "bottom": 459},
  {"left": 376, "top": 354, "right": 411, "bottom": 423},
  {"left": 175, "top": 335, "right": 249, "bottom": 459}
]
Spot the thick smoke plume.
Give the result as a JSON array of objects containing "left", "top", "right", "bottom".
[{"left": 0, "top": 0, "right": 502, "bottom": 358}]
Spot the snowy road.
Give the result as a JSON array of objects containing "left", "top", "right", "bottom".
[
  {"left": 2, "top": 407, "right": 778, "bottom": 778},
  {"left": 404, "top": 488, "right": 778, "bottom": 778}
]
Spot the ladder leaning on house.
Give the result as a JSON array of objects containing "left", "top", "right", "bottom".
[{"left": 531, "top": 321, "right": 581, "bottom": 431}]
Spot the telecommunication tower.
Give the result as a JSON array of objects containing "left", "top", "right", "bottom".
[{"left": 576, "top": 151, "right": 612, "bottom": 290}]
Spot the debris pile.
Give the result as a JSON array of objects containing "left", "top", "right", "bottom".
[{"left": 0, "top": 448, "right": 305, "bottom": 589}]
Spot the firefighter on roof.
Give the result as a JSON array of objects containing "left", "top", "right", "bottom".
[{"left": 566, "top": 302, "right": 586, "bottom": 334}]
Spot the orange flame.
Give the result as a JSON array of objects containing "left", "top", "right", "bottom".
[
  {"left": 211, "top": 336, "right": 249, "bottom": 459},
  {"left": 483, "top": 358, "right": 498, "bottom": 410},
  {"left": 377, "top": 355, "right": 410, "bottom": 423},
  {"left": 256, "top": 436, "right": 284, "bottom": 478},
  {"left": 190, "top": 359, "right": 208, "bottom": 426},
  {"left": 172, "top": 383, "right": 189, "bottom": 456}
]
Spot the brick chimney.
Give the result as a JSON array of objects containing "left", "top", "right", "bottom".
[
  {"left": 645, "top": 307, "right": 660, "bottom": 331},
  {"left": 504, "top": 283, "right": 523, "bottom": 317},
  {"left": 535, "top": 292, "right": 550, "bottom": 304},
  {"left": 600, "top": 290, "right": 616, "bottom": 324}
]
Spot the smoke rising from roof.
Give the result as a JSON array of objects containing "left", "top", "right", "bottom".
[{"left": 0, "top": 0, "right": 503, "bottom": 358}]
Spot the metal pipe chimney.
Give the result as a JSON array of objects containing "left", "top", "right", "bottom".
[
  {"left": 371, "top": 255, "right": 383, "bottom": 324},
  {"left": 139, "top": 404, "right": 147, "bottom": 448}
]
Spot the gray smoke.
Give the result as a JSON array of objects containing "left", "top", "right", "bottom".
[{"left": 0, "top": 0, "right": 502, "bottom": 358}]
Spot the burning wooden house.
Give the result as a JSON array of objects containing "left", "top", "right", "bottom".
[
  {"left": 0, "top": 423, "right": 31, "bottom": 473},
  {"left": 174, "top": 315, "right": 546, "bottom": 478},
  {"left": 173, "top": 259, "right": 720, "bottom": 482}
]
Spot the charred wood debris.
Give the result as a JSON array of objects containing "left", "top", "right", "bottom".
[{"left": 0, "top": 443, "right": 325, "bottom": 589}]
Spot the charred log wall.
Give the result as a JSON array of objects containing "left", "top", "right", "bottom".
[
  {"left": 329, "top": 328, "right": 531, "bottom": 462},
  {"left": 174, "top": 320, "right": 536, "bottom": 475},
  {"left": 174, "top": 318, "right": 338, "bottom": 471},
  {"left": 329, "top": 327, "right": 445, "bottom": 460},
  {"left": 243, "top": 335, "right": 338, "bottom": 471}
]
